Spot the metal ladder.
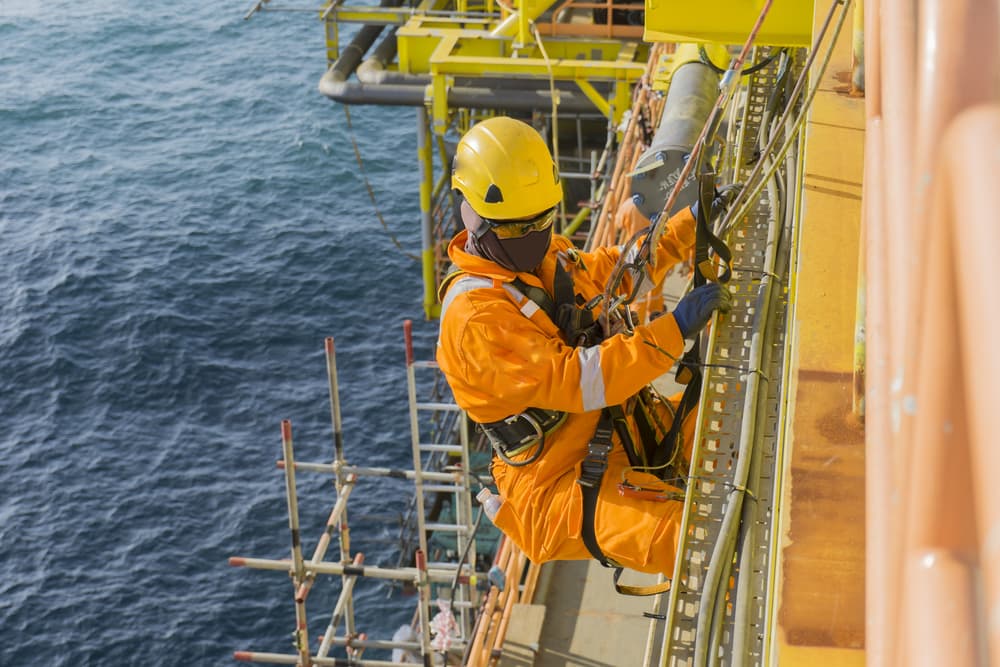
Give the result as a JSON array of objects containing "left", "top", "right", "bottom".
[{"left": 402, "top": 320, "right": 483, "bottom": 649}]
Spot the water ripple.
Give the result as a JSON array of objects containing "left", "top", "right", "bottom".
[{"left": 1, "top": 3, "right": 439, "bottom": 665}]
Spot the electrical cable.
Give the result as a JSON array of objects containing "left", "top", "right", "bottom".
[{"left": 698, "top": 45, "right": 785, "bottom": 77}]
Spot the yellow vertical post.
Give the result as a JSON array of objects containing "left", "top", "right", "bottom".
[
  {"left": 322, "top": 11, "right": 339, "bottom": 66},
  {"left": 417, "top": 107, "right": 439, "bottom": 319},
  {"left": 428, "top": 34, "right": 456, "bottom": 137},
  {"left": 517, "top": 0, "right": 529, "bottom": 46},
  {"left": 612, "top": 78, "right": 631, "bottom": 131}
]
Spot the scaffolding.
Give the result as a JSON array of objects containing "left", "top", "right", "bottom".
[{"left": 230, "top": 325, "right": 543, "bottom": 665}]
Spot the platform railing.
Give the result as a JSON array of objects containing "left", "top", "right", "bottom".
[{"left": 862, "top": 0, "right": 1000, "bottom": 664}]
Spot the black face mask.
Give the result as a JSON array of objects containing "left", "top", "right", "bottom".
[{"left": 472, "top": 226, "right": 553, "bottom": 273}]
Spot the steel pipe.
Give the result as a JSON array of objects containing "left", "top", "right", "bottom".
[
  {"left": 630, "top": 46, "right": 722, "bottom": 221},
  {"left": 321, "top": 68, "right": 606, "bottom": 112}
]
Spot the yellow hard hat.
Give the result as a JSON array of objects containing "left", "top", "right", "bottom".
[{"left": 452, "top": 117, "right": 563, "bottom": 221}]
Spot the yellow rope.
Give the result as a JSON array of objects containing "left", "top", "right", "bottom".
[{"left": 530, "top": 21, "right": 565, "bottom": 226}]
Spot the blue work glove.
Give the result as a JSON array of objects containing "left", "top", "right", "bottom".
[
  {"left": 690, "top": 183, "right": 743, "bottom": 222},
  {"left": 672, "top": 283, "right": 733, "bottom": 339}
]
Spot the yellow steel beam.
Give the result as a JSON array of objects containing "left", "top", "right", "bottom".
[
  {"left": 575, "top": 79, "right": 610, "bottom": 118},
  {"left": 398, "top": 21, "right": 644, "bottom": 73},
  {"left": 491, "top": 0, "right": 555, "bottom": 39},
  {"left": 430, "top": 54, "right": 645, "bottom": 80},
  {"left": 611, "top": 78, "right": 631, "bottom": 127},
  {"left": 325, "top": 7, "right": 495, "bottom": 26},
  {"left": 413, "top": 27, "right": 644, "bottom": 131},
  {"left": 644, "top": 0, "right": 812, "bottom": 46}
]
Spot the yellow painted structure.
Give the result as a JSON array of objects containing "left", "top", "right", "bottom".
[
  {"left": 644, "top": 0, "right": 813, "bottom": 46},
  {"left": 771, "top": 4, "right": 865, "bottom": 662}
]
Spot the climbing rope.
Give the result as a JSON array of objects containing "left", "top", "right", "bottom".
[{"left": 342, "top": 105, "right": 420, "bottom": 262}]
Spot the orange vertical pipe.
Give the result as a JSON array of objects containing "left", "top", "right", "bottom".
[
  {"left": 948, "top": 106, "right": 1000, "bottom": 665},
  {"left": 903, "top": 550, "right": 981, "bottom": 666},
  {"left": 896, "top": 0, "right": 1000, "bottom": 658},
  {"left": 897, "top": 161, "right": 979, "bottom": 664},
  {"left": 864, "top": 116, "right": 896, "bottom": 667},
  {"left": 878, "top": 0, "right": 916, "bottom": 382},
  {"left": 862, "top": 0, "right": 891, "bottom": 659},
  {"left": 878, "top": 6, "right": 918, "bottom": 653},
  {"left": 864, "top": 0, "right": 881, "bottom": 120}
]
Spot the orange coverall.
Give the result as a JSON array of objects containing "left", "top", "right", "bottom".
[{"left": 436, "top": 206, "right": 698, "bottom": 575}]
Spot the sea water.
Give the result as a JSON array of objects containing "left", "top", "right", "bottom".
[{"left": 0, "top": 2, "right": 440, "bottom": 664}]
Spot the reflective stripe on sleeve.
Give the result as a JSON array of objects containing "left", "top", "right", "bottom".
[
  {"left": 438, "top": 276, "right": 495, "bottom": 348},
  {"left": 577, "top": 346, "right": 606, "bottom": 411},
  {"left": 440, "top": 276, "right": 494, "bottom": 321},
  {"left": 502, "top": 283, "right": 539, "bottom": 319}
]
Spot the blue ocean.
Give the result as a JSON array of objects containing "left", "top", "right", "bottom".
[{"left": 0, "top": 2, "right": 440, "bottom": 664}]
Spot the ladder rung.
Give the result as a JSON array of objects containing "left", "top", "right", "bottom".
[
  {"left": 418, "top": 443, "right": 463, "bottom": 453},
  {"left": 415, "top": 401, "right": 462, "bottom": 412},
  {"left": 422, "top": 484, "right": 467, "bottom": 493},
  {"left": 424, "top": 523, "right": 468, "bottom": 533}
]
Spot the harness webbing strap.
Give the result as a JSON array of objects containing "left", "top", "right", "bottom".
[
  {"left": 510, "top": 277, "right": 558, "bottom": 323},
  {"left": 612, "top": 568, "right": 673, "bottom": 596},
  {"left": 694, "top": 170, "right": 733, "bottom": 286},
  {"left": 579, "top": 409, "right": 674, "bottom": 596},
  {"left": 666, "top": 170, "right": 728, "bottom": 446},
  {"left": 608, "top": 404, "right": 641, "bottom": 468},
  {"left": 577, "top": 409, "right": 618, "bottom": 569}
]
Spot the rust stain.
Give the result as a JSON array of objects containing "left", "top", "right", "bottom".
[{"left": 779, "top": 372, "right": 866, "bottom": 650}]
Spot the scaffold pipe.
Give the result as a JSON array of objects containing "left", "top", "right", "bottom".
[
  {"left": 278, "top": 458, "right": 471, "bottom": 484},
  {"left": 234, "top": 650, "right": 425, "bottom": 666},
  {"left": 229, "top": 554, "right": 479, "bottom": 584},
  {"left": 316, "top": 553, "right": 365, "bottom": 658}
]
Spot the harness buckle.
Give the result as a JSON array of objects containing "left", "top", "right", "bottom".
[
  {"left": 578, "top": 422, "right": 613, "bottom": 488},
  {"left": 481, "top": 408, "right": 568, "bottom": 467}
]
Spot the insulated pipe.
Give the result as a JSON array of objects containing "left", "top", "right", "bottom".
[
  {"left": 896, "top": 109, "right": 988, "bottom": 666},
  {"left": 951, "top": 106, "right": 1000, "bottom": 665},
  {"left": 355, "top": 29, "right": 400, "bottom": 84},
  {"left": 862, "top": 2, "right": 891, "bottom": 662},
  {"left": 878, "top": 16, "right": 917, "bottom": 650},
  {"left": 629, "top": 44, "right": 724, "bottom": 221},
  {"left": 319, "top": 71, "right": 602, "bottom": 112},
  {"left": 356, "top": 0, "right": 452, "bottom": 84},
  {"left": 326, "top": 0, "right": 406, "bottom": 84}
]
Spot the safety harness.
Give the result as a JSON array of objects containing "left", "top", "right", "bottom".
[
  {"left": 651, "top": 172, "right": 732, "bottom": 471},
  {"left": 443, "top": 252, "right": 684, "bottom": 595}
]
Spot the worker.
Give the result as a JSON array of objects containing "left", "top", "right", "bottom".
[{"left": 436, "top": 116, "right": 733, "bottom": 579}]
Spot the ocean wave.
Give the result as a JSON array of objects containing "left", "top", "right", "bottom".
[{"left": 1, "top": 3, "right": 434, "bottom": 665}]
